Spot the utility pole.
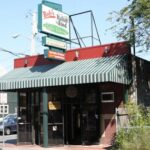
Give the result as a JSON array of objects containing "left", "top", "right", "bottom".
[
  {"left": 31, "top": 11, "right": 37, "bottom": 56},
  {"left": 12, "top": 11, "right": 38, "bottom": 56}
]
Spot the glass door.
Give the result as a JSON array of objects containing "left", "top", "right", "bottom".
[
  {"left": 81, "top": 88, "right": 100, "bottom": 144},
  {"left": 47, "top": 91, "right": 63, "bottom": 145},
  {"left": 64, "top": 103, "right": 81, "bottom": 145},
  {"left": 82, "top": 104, "right": 99, "bottom": 144},
  {"left": 18, "top": 92, "right": 32, "bottom": 143}
]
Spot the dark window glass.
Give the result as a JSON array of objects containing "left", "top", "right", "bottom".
[{"left": 101, "top": 92, "right": 114, "bottom": 102}]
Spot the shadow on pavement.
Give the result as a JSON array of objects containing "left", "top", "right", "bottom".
[
  {"left": 5, "top": 139, "right": 17, "bottom": 144},
  {"left": 0, "top": 133, "right": 17, "bottom": 146}
]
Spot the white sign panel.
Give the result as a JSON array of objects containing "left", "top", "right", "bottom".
[
  {"left": 0, "top": 93, "right": 7, "bottom": 104},
  {"left": 40, "top": 4, "right": 70, "bottom": 39},
  {"left": 45, "top": 37, "right": 66, "bottom": 49}
]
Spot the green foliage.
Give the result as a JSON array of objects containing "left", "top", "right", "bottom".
[
  {"left": 112, "top": 102, "right": 150, "bottom": 150},
  {"left": 113, "top": 128, "right": 150, "bottom": 150},
  {"left": 108, "top": 0, "right": 150, "bottom": 52}
]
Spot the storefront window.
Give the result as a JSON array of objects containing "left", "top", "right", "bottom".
[
  {"left": 0, "top": 104, "right": 9, "bottom": 115},
  {"left": 101, "top": 92, "right": 114, "bottom": 103}
]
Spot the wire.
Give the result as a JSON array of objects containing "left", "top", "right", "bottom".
[{"left": 0, "top": 47, "right": 29, "bottom": 57}]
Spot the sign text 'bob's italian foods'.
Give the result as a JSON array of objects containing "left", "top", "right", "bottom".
[{"left": 38, "top": 3, "right": 70, "bottom": 40}]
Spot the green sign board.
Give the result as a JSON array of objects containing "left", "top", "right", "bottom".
[
  {"left": 38, "top": 3, "right": 70, "bottom": 40},
  {"left": 42, "top": 36, "right": 66, "bottom": 50}
]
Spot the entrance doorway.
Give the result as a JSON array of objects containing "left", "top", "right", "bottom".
[
  {"left": 64, "top": 103, "right": 81, "bottom": 144},
  {"left": 64, "top": 85, "right": 100, "bottom": 145},
  {"left": 18, "top": 92, "right": 40, "bottom": 144},
  {"left": 64, "top": 103, "right": 99, "bottom": 145},
  {"left": 18, "top": 92, "right": 32, "bottom": 144}
]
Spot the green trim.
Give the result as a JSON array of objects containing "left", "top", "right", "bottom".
[
  {"left": 47, "top": 35, "right": 65, "bottom": 41},
  {"left": 49, "top": 47, "right": 66, "bottom": 53},
  {"left": 42, "top": 36, "right": 46, "bottom": 46},
  {"left": 45, "top": 48, "right": 64, "bottom": 55},
  {"left": 42, "top": 0, "right": 62, "bottom": 11},
  {"left": 38, "top": 4, "right": 42, "bottom": 32},
  {"left": 42, "top": 88, "right": 48, "bottom": 147}
]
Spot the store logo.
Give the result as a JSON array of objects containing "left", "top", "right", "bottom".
[{"left": 43, "top": 10, "right": 56, "bottom": 19}]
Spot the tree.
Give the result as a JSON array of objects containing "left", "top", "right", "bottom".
[{"left": 108, "top": 0, "right": 150, "bottom": 54}]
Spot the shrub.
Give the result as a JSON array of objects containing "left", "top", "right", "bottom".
[{"left": 112, "top": 102, "right": 150, "bottom": 150}]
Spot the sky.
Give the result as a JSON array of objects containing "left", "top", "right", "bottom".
[{"left": 0, "top": 0, "right": 149, "bottom": 73}]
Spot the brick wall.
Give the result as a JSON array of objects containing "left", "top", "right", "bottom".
[{"left": 99, "top": 83, "right": 126, "bottom": 145}]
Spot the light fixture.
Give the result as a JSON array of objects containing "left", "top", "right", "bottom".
[
  {"left": 104, "top": 46, "right": 110, "bottom": 54},
  {"left": 12, "top": 34, "right": 20, "bottom": 39},
  {"left": 24, "top": 58, "right": 28, "bottom": 67},
  {"left": 12, "top": 33, "right": 36, "bottom": 56},
  {"left": 75, "top": 51, "right": 79, "bottom": 59}
]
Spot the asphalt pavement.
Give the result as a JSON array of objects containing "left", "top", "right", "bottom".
[{"left": 0, "top": 134, "right": 17, "bottom": 145}]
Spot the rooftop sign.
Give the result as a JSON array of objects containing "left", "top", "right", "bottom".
[{"left": 38, "top": 4, "right": 70, "bottom": 40}]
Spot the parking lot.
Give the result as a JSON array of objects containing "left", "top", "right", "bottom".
[{"left": 0, "top": 133, "right": 17, "bottom": 145}]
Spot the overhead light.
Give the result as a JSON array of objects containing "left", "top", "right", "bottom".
[
  {"left": 75, "top": 51, "right": 79, "bottom": 58},
  {"left": 104, "top": 46, "right": 110, "bottom": 54},
  {"left": 12, "top": 34, "right": 20, "bottom": 39},
  {"left": 75, "top": 51, "right": 79, "bottom": 60}
]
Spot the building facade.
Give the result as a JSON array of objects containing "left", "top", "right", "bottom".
[{"left": 0, "top": 41, "right": 133, "bottom": 147}]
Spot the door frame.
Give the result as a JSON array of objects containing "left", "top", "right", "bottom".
[
  {"left": 17, "top": 90, "right": 41, "bottom": 145},
  {"left": 63, "top": 84, "right": 100, "bottom": 145}
]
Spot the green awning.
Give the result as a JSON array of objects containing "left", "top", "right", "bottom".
[{"left": 0, "top": 55, "right": 131, "bottom": 90}]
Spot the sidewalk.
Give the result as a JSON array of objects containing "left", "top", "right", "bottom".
[{"left": 0, "top": 143, "right": 112, "bottom": 150}]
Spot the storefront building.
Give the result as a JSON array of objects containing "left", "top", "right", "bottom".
[{"left": 0, "top": 41, "right": 132, "bottom": 147}]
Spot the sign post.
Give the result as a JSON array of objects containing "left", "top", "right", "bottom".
[{"left": 38, "top": 1, "right": 70, "bottom": 61}]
